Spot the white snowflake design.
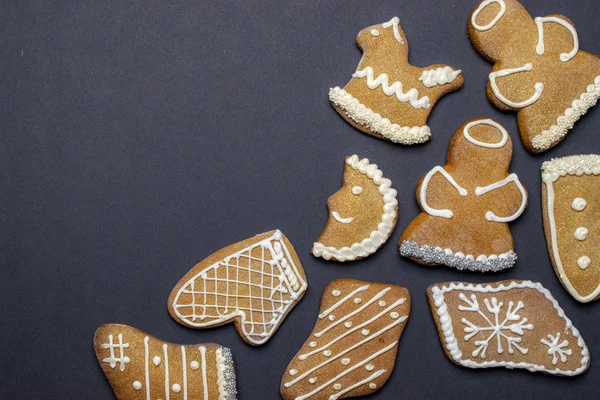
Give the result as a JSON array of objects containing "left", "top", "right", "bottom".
[
  {"left": 541, "top": 332, "right": 572, "bottom": 365},
  {"left": 458, "top": 293, "right": 534, "bottom": 359}
]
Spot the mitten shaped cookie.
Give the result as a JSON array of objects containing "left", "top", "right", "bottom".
[
  {"left": 399, "top": 118, "right": 528, "bottom": 272},
  {"left": 330, "top": 16, "right": 463, "bottom": 145},
  {"left": 542, "top": 155, "right": 600, "bottom": 303},
  {"left": 469, "top": 0, "right": 600, "bottom": 153}
]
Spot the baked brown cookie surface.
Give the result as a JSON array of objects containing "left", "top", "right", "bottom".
[
  {"left": 468, "top": 0, "right": 600, "bottom": 153},
  {"left": 427, "top": 280, "right": 589, "bottom": 376},
  {"left": 542, "top": 155, "right": 600, "bottom": 302},
  {"left": 280, "top": 279, "right": 410, "bottom": 400},
  {"left": 94, "top": 324, "right": 237, "bottom": 399},
  {"left": 329, "top": 16, "right": 463, "bottom": 145},
  {"left": 168, "top": 230, "right": 307, "bottom": 345}
]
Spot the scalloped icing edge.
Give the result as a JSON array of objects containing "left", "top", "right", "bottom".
[
  {"left": 329, "top": 86, "right": 431, "bottom": 144},
  {"left": 541, "top": 154, "right": 600, "bottom": 182},
  {"left": 429, "top": 280, "right": 590, "bottom": 376}
]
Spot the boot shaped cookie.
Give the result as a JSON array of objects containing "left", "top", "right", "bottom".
[
  {"left": 312, "top": 155, "right": 398, "bottom": 262},
  {"left": 469, "top": 0, "right": 600, "bottom": 153},
  {"left": 542, "top": 155, "right": 600, "bottom": 303},
  {"left": 329, "top": 16, "right": 463, "bottom": 145},
  {"left": 94, "top": 324, "right": 237, "bottom": 399},
  {"left": 427, "top": 280, "right": 590, "bottom": 376},
  {"left": 281, "top": 279, "right": 410, "bottom": 400},
  {"left": 399, "top": 118, "right": 528, "bottom": 272},
  {"left": 168, "top": 230, "right": 308, "bottom": 345}
]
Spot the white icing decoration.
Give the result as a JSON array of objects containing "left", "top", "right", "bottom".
[
  {"left": 390, "top": 312, "right": 400, "bottom": 319},
  {"left": 152, "top": 356, "right": 161, "bottom": 366},
  {"left": 344, "top": 321, "right": 353, "bottom": 328},
  {"left": 289, "top": 369, "right": 297, "bottom": 376},
  {"left": 352, "top": 186, "right": 363, "bottom": 195},
  {"left": 353, "top": 298, "right": 362, "bottom": 304},
  {"left": 578, "top": 256, "right": 591, "bottom": 270},
  {"left": 312, "top": 156, "right": 398, "bottom": 261},
  {"left": 370, "top": 29, "right": 380, "bottom": 37},
  {"left": 574, "top": 227, "right": 588, "bottom": 241},
  {"left": 309, "top": 341, "right": 317, "bottom": 348},
  {"left": 171, "top": 230, "right": 307, "bottom": 345},
  {"left": 329, "top": 87, "right": 432, "bottom": 144},
  {"left": 471, "top": 0, "right": 506, "bottom": 31},
  {"left": 430, "top": 281, "right": 589, "bottom": 375},
  {"left": 333, "top": 383, "right": 342, "bottom": 390},
  {"left": 330, "top": 370, "right": 386, "bottom": 400},
  {"left": 378, "top": 301, "right": 386, "bottom": 307},
  {"left": 572, "top": 198, "right": 587, "bottom": 211},
  {"left": 463, "top": 119, "right": 508, "bottom": 148},
  {"left": 353, "top": 66, "right": 430, "bottom": 109},
  {"left": 365, "top": 364, "right": 375, "bottom": 371},
  {"left": 320, "top": 285, "right": 369, "bottom": 320},
  {"left": 535, "top": 17, "right": 579, "bottom": 62},
  {"left": 101, "top": 333, "right": 131, "bottom": 372},
  {"left": 331, "top": 211, "right": 354, "bottom": 224},
  {"left": 369, "top": 383, "right": 377, "bottom": 389},
  {"left": 489, "top": 64, "right": 544, "bottom": 108},
  {"left": 309, "top": 377, "right": 316, "bottom": 384},
  {"left": 172, "top": 384, "right": 181, "bottom": 393},
  {"left": 180, "top": 346, "right": 188, "bottom": 399},
  {"left": 542, "top": 155, "right": 600, "bottom": 302},
  {"left": 328, "top": 315, "right": 335, "bottom": 321},
  {"left": 361, "top": 329, "right": 370, "bottom": 336},
  {"left": 323, "top": 350, "right": 332, "bottom": 357},
  {"left": 541, "top": 333, "right": 573, "bottom": 365},
  {"left": 381, "top": 16, "right": 404, "bottom": 45},
  {"left": 144, "top": 336, "right": 150, "bottom": 400},
  {"left": 200, "top": 346, "right": 208, "bottom": 400},
  {"left": 190, "top": 361, "right": 199, "bottom": 371},
  {"left": 163, "top": 344, "right": 170, "bottom": 400},
  {"left": 475, "top": 173, "right": 527, "bottom": 222},
  {"left": 420, "top": 166, "right": 468, "bottom": 219},
  {"left": 332, "top": 290, "right": 341, "bottom": 297},
  {"left": 419, "top": 67, "right": 462, "bottom": 88},
  {"left": 133, "top": 381, "right": 142, "bottom": 391},
  {"left": 341, "top": 358, "right": 351, "bottom": 366}
]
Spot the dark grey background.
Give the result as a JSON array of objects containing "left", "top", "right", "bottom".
[{"left": 2, "top": 0, "right": 599, "bottom": 398}]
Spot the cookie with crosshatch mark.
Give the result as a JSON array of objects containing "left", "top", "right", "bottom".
[
  {"left": 281, "top": 279, "right": 410, "bottom": 400},
  {"left": 168, "top": 230, "right": 307, "bottom": 346},
  {"left": 94, "top": 324, "right": 237, "bottom": 399},
  {"left": 427, "top": 280, "right": 589, "bottom": 376}
]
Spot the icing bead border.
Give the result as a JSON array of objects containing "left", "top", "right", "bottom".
[
  {"left": 329, "top": 87, "right": 431, "bottom": 144},
  {"left": 429, "top": 280, "right": 590, "bottom": 376},
  {"left": 216, "top": 347, "right": 237, "bottom": 400},
  {"left": 399, "top": 240, "right": 517, "bottom": 272}
]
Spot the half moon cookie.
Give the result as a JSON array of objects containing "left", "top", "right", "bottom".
[
  {"left": 329, "top": 16, "right": 463, "bottom": 144},
  {"left": 427, "top": 280, "right": 590, "bottom": 376},
  {"left": 399, "top": 118, "right": 528, "bottom": 272},
  {"left": 168, "top": 230, "right": 308, "bottom": 345},
  {"left": 94, "top": 324, "right": 237, "bottom": 399},
  {"left": 542, "top": 155, "right": 600, "bottom": 302},
  {"left": 312, "top": 155, "right": 398, "bottom": 262},
  {"left": 281, "top": 279, "right": 410, "bottom": 400},
  {"left": 468, "top": 0, "right": 600, "bottom": 153}
]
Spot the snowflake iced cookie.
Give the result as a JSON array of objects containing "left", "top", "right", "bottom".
[
  {"left": 94, "top": 324, "right": 237, "bottom": 399},
  {"left": 469, "top": 0, "right": 600, "bottom": 153},
  {"left": 168, "top": 230, "right": 307, "bottom": 345},
  {"left": 312, "top": 155, "right": 398, "bottom": 262},
  {"left": 399, "top": 118, "right": 528, "bottom": 272},
  {"left": 427, "top": 280, "right": 590, "bottom": 376},
  {"left": 329, "top": 16, "right": 463, "bottom": 145},
  {"left": 281, "top": 279, "right": 410, "bottom": 400},
  {"left": 542, "top": 155, "right": 600, "bottom": 303}
]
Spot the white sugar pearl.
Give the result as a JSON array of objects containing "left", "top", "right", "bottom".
[
  {"left": 190, "top": 361, "right": 199, "bottom": 370},
  {"left": 172, "top": 384, "right": 181, "bottom": 393},
  {"left": 132, "top": 381, "right": 142, "bottom": 390}
]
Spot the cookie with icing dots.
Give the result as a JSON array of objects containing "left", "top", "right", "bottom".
[
  {"left": 399, "top": 118, "right": 528, "bottom": 272},
  {"left": 168, "top": 230, "right": 308, "bottom": 345},
  {"left": 94, "top": 324, "right": 237, "bottom": 399},
  {"left": 427, "top": 280, "right": 590, "bottom": 376},
  {"left": 542, "top": 155, "right": 600, "bottom": 303},
  {"left": 312, "top": 155, "right": 398, "bottom": 262},
  {"left": 468, "top": 0, "right": 600, "bottom": 153},
  {"left": 329, "top": 16, "right": 463, "bottom": 145},
  {"left": 281, "top": 279, "right": 410, "bottom": 400}
]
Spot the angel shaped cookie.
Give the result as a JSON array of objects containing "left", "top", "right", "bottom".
[
  {"left": 329, "top": 16, "right": 463, "bottom": 145},
  {"left": 469, "top": 0, "right": 600, "bottom": 153},
  {"left": 399, "top": 118, "right": 528, "bottom": 272}
]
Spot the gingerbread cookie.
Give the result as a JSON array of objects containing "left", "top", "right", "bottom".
[
  {"left": 427, "top": 280, "right": 590, "bottom": 376},
  {"left": 542, "top": 155, "right": 600, "bottom": 303},
  {"left": 281, "top": 279, "right": 410, "bottom": 400},
  {"left": 168, "top": 230, "right": 307, "bottom": 345},
  {"left": 312, "top": 155, "right": 398, "bottom": 262},
  {"left": 329, "top": 16, "right": 463, "bottom": 145},
  {"left": 399, "top": 118, "right": 528, "bottom": 272},
  {"left": 94, "top": 324, "right": 237, "bottom": 399},
  {"left": 468, "top": 0, "right": 600, "bottom": 153}
]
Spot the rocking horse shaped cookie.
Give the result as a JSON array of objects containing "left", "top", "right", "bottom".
[
  {"left": 469, "top": 0, "right": 600, "bottom": 153},
  {"left": 330, "top": 16, "right": 463, "bottom": 145}
]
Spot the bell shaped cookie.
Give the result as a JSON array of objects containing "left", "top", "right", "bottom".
[
  {"left": 168, "top": 230, "right": 307, "bottom": 345},
  {"left": 94, "top": 324, "right": 237, "bottom": 399},
  {"left": 399, "top": 118, "right": 528, "bottom": 272},
  {"left": 469, "top": 0, "right": 600, "bottom": 153},
  {"left": 330, "top": 16, "right": 463, "bottom": 145},
  {"left": 427, "top": 280, "right": 590, "bottom": 376},
  {"left": 542, "top": 155, "right": 600, "bottom": 302},
  {"left": 312, "top": 155, "right": 398, "bottom": 262},
  {"left": 281, "top": 279, "right": 410, "bottom": 400}
]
